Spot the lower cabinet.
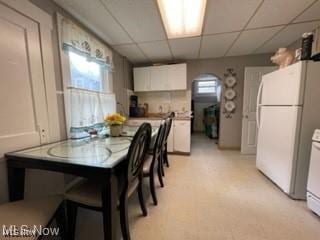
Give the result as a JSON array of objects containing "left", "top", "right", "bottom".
[
  {"left": 126, "top": 119, "right": 190, "bottom": 154},
  {"left": 173, "top": 120, "right": 191, "bottom": 153}
]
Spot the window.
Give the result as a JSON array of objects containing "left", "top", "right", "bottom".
[
  {"left": 197, "top": 81, "right": 217, "bottom": 94},
  {"left": 69, "top": 51, "right": 104, "bottom": 92}
]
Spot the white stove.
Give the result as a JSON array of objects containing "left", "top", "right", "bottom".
[{"left": 307, "top": 129, "right": 320, "bottom": 216}]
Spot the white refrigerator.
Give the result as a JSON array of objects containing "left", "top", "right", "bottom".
[{"left": 256, "top": 61, "right": 320, "bottom": 199}]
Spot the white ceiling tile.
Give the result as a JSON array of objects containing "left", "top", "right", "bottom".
[
  {"left": 54, "top": 0, "right": 132, "bottom": 45},
  {"left": 204, "top": 0, "right": 262, "bottom": 34},
  {"left": 101, "top": 0, "right": 166, "bottom": 42},
  {"left": 255, "top": 21, "right": 320, "bottom": 53},
  {"left": 113, "top": 44, "right": 148, "bottom": 63},
  {"left": 200, "top": 33, "right": 239, "bottom": 59},
  {"left": 138, "top": 41, "right": 172, "bottom": 62},
  {"left": 169, "top": 37, "right": 201, "bottom": 59},
  {"left": 227, "top": 26, "right": 283, "bottom": 56},
  {"left": 294, "top": 1, "right": 320, "bottom": 23},
  {"left": 247, "top": 0, "right": 315, "bottom": 29}
]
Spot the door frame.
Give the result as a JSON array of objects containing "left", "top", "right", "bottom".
[
  {"left": 0, "top": 0, "right": 61, "bottom": 142},
  {"left": 241, "top": 66, "right": 276, "bottom": 154}
]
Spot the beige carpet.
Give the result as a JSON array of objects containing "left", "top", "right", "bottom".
[{"left": 76, "top": 133, "right": 320, "bottom": 240}]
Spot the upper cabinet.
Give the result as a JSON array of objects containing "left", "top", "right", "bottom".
[
  {"left": 134, "top": 63, "right": 187, "bottom": 92},
  {"left": 133, "top": 67, "right": 151, "bottom": 91},
  {"left": 167, "top": 64, "right": 187, "bottom": 90}
]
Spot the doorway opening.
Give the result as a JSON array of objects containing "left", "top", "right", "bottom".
[{"left": 191, "top": 74, "right": 222, "bottom": 144}]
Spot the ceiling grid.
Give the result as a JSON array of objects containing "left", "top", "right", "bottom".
[{"left": 53, "top": 0, "right": 320, "bottom": 64}]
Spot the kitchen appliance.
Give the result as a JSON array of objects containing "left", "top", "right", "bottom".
[
  {"left": 307, "top": 129, "right": 320, "bottom": 216},
  {"left": 301, "top": 32, "right": 313, "bottom": 60},
  {"left": 129, "top": 95, "right": 146, "bottom": 117},
  {"left": 130, "top": 95, "right": 138, "bottom": 107},
  {"left": 312, "top": 27, "right": 320, "bottom": 61},
  {"left": 256, "top": 61, "right": 320, "bottom": 199}
]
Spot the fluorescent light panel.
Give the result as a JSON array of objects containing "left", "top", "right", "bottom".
[{"left": 157, "top": 0, "right": 207, "bottom": 39}]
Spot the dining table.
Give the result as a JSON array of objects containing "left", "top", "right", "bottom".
[{"left": 5, "top": 125, "right": 158, "bottom": 240}]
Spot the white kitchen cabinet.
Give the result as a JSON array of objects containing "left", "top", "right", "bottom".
[
  {"left": 150, "top": 66, "right": 169, "bottom": 91},
  {"left": 133, "top": 67, "right": 150, "bottom": 92},
  {"left": 167, "top": 64, "right": 187, "bottom": 90},
  {"left": 126, "top": 118, "right": 190, "bottom": 154},
  {"left": 173, "top": 120, "right": 191, "bottom": 153},
  {"left": 134, "top": 64, "right": 186, "bottom": 92}
]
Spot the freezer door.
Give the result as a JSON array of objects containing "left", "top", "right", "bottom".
[
  {"left": 256, "top": 106, "right": 302, "bottom": 194},
  {"left": 307, "top": 142, "right": 320, "bottom": 198},
  {"left": 261, "top": 62, "right": 306, "bottom": 106}
]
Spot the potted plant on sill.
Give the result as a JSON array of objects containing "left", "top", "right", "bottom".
[{"left": 104, "top": 113, "right": 126, "bottom": 137}]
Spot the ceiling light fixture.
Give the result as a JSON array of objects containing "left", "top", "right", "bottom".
[{"left": 157, "top": 0, "right": 207, "bottom": 39}]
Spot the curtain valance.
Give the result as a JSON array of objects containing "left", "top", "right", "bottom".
[{"left": 62, "top": 18, "right": 113, "bottom": 69}]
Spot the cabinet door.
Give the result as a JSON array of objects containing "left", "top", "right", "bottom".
[
  {"left": 173, "top": 120, "right": 191, "bottom": 153},
  {"left": 150, "top": 65, "right": 169, "bottom": 91},
  {"left": 168, "top": 64, "right": 187, "bottom": 90},
  {"left": 134, "top": 67, "right": 150, "bottom": 92}
]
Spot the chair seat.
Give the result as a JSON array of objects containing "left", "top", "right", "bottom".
[
  {"left": 65, "top": 178, "right": 139, "bottom": 208},
  {"left": 0, "top": 195, "right": 63, "bottom": 240},
  {"left": 143, "top": 155, "right": 153, "bottom": 174}
]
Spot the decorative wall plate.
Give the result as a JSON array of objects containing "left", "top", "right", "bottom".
[
  {"left": 224, "top": 89, "right": 236, "bottom": 100},
  {"left": 225, "top": 76, "right": 237, "bottom": 87},
  {"left": 224, "top": 101, "right": 236, "bottom": 112}
]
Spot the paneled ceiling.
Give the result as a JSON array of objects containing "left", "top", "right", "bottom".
[{"left": 53, "top": 0, "right": 320, "bottom": 64}]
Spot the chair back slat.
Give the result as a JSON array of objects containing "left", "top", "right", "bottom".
[
  {"left": 152, "top": 122, "right": 166, "bottom": 159},
  {"left": 163, "top": 117, "right": 173, "bottom": 146},
  {"left": 126, "top": 123, "right": 151, "bottom": 183}
]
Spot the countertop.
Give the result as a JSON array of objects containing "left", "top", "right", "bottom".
[{"left": 128, "top": 116, "right": 192, "bottom": 121}]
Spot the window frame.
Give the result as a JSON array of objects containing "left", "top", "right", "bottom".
[{"left": 66, "top": 50, "right": 112, "bottom": 94}]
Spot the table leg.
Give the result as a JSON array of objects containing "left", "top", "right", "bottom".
[
  {"left": 101, "top": 173, "right": 120, "bottom": 240},
  {"left": 7, "top": 164, "right": 25, "bottom": 201}
]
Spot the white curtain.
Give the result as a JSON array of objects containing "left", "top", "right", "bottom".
[
  {"left": 61, "top": 18, "right": 113, "bottom": 69},
  {"left": 66, "top": 89, "right": 116, "bottom": 138}
]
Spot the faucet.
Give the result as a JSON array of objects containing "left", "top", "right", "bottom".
[{"left": 158, "top": 105, "right": 163, "bottom": 114}]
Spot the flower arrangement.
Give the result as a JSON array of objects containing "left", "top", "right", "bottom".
[{"left": 104, "top": 113, "right": 126, "bottom": 126}]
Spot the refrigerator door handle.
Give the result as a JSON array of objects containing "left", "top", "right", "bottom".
[{"left": 256, "top": 81, "right": 263, "bottom": 129}]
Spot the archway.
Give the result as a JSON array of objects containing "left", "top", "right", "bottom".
[{"left": 191, "top": 73, "right": 222, "bottom": 143}]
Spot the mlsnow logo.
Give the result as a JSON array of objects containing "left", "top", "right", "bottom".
[{"left": 2, "top": 225, "right": 59, "bottom": 238}]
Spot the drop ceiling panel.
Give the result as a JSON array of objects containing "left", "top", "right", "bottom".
[
  {"left": 169, "top": 37, "right": 201, "bottom": 59},
  {"left": 101, "top": 0, "right": 166, "bottom": 43},
  {"left": 204, "top": 0, "right": 262, "bottom": 34},
  {"left": 200, "top": 33, "right": 239, "bottom": 59},
  {"left": 227, "top": 26, "right": 283, "bottom": 56},
  {"left": 113, "top": 44, "right": 148, "bottom": 63},
  {"left": 138, "top": 41, "right": 172, "bottom": 62},
  {"left": 54, "top": 0, "right": 132, "bottom": 45},
  {"left": 255, "top": 21, "right": 320, "bottom": 53},
  {"left": 247, "top": 0, "right": 315, "bottom": 29},
  {"left": 294, "top": 1, "right": 320, "bottom": 23}
]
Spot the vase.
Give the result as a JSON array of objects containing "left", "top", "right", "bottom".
[{"left": 110, "top": 124, "right": 122, "bottom": 137}]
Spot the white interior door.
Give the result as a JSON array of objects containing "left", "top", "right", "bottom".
[
  {"left": 241, "top": 67, "right": 276, "bottom": 154},
  {"left": 0, "top": 3, "right": 51, "bottom": 201}
]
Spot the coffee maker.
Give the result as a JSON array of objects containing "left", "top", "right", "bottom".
[{"left": 129, "top": 95, "right": 145, "bottom": 117}]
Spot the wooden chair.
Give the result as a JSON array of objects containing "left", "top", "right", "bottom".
[
  {"left": 143, "top": 122, "right": 166, "bottom": 205},
  {"left": 65, "top": 123, "right": 152, "bottom": 240},
  {"left": 162, "top": 116, "right": 174, "bottom": 169},
  {"left": 0, "top": 195, "right": 66, "bottom": 240}
]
